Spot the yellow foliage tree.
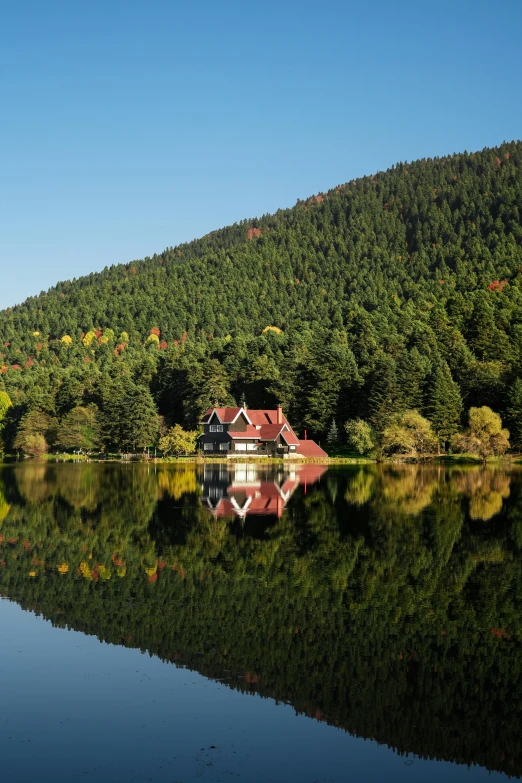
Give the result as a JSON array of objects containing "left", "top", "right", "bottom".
[
  {"left": 159, "top": 424, "right": 198, "bottom": 456},
  {"left": 82, "top": 331, "right": 96, "bottom": 347},
  {"left": 453, "top": 407, "right": 510, "bottom": 462}
]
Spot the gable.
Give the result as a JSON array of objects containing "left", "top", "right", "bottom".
[{"left": 237, "top": 410, "right": 250, "bottom": 425}]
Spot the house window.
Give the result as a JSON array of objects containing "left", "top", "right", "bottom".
[
  {"left": 290, "top": 445, "right": 296, "bottom": 450},
  {"left": 219, "top": 442, "right": 229, "bottom": 451},
  {"left": 204, "top": 443, "right": 214, "bottom": 451},
  {"left": 235, "top": 442, "right": 247, "bottom": 451},
  {"left": 246, "top": 443, "right": 257, "bottom": 451},
  {"left": 210, "top": 424, "right": 223, "bottom": 432}
]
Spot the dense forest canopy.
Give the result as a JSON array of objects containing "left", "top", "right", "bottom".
[
  {"left": 1, "top": 141, "right": 522, "bottom": 446},
  {"left": 0, "top": 462, "right": 522, "bottom": 776}
]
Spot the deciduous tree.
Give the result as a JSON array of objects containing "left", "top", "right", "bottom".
[
  {"left": 159, "top": 424, "right": 198, "bottom": 456},
  {"left": 344, "top": 419, "right": 376, "bottom": 456},
  {"left": 453, "top": 406, "right": 510, "bottom": 461},
  {"left": 56, "top": 405, "right": 101, "bottom": 452},
  {"left": 381, "top": 411, "right": 437, "bottom": 459}
]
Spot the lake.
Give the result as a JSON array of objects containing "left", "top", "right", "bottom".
[{"left": 0, "top": 460, "right": 520, "bottom": 782}]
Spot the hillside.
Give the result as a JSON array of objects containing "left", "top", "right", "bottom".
[{"left": 1, "top": 140, "right": 522, "bottom": 447}]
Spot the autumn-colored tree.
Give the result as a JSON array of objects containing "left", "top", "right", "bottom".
[
  {"left": 13, "top": 409, "right": 57, "bottom": 456},
  {"left": 381, "top": 411, "right": 438, "bottom": 459},
  {"left": 453, "top": 406, "right": 510, "bottom": 461},
  {"left": 0, "top": 390, "right": 12, "bottom": 453},
  {"left": 0, "top": 391, "right": 12, "bottom": 422},
  {"left": 82, "top": 331, "right": 96, "bottom": 347},
  {"left": 159, "top": 424, "right": 198, "bottom": 456},
  {"left": 344, "top": 419, "right": 376, "bottom": 456}
]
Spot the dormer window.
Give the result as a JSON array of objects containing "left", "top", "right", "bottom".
[{"left": 210, "top": 424, "right": 224, "bottom": 432}]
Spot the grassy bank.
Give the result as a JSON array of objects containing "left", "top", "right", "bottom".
[{"left": 2, "top": 452, "right": 520, "bottom": 467}]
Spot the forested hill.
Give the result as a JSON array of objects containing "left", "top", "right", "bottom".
[
  {"left": 1, "top": 140, "right": 522, "bottom": 446},
  {"left": 4, "top": 140, "right": 522, "bottom": 340}
]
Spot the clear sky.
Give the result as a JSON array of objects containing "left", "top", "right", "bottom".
[{"left": 1, "top": 0, "right": 521, "bottom": 310}]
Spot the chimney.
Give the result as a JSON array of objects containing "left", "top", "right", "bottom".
[{"left": 277, "top": 404, "right": 283, "bottom": 424}]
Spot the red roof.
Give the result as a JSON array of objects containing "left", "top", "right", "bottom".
[
  {"left": 280, "top": 428, "right": 300, "bottom": 446},
  {"left": 296, "top": 440, "right": 328, "bottom": 458},
  {"left": 258, "top": 423, "right": 284, "bottom": 440},
  {"left": 248, "top": 409, "right": 280, "bottom": 425},
  {"left": 202, "top": 406, "right": 290, "bottom": 427},
  {"left": 201, "top": 407, "right": 243, "bottom": 424},
  {"left": 229, "top": 426, "right": 261, "bottom": 439}
]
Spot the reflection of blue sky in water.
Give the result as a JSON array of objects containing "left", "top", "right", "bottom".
[{"left": 0, "top": 598, "right": 505, "bottom": 783}]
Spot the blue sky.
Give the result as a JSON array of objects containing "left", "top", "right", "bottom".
[{"left": 1, "top": 0, "right": 521, "bottom": 310}]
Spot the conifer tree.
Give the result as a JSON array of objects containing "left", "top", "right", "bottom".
[
  {"left": 428, "top": 361, "right": 463, "bottom": 451},
  {"left": 327, "top": 420, "right": 339, "bottom": 447},
  {"left": 304, "top": 341, "right": 360, "bottom": 436},
  {"left": 506, "top": 378, "right": 522, "bottom": 449},
  {"left": 101, "top": 376, "right": 159, "bottom": 452},
  {"left": 368, "top": 355, "right": 403, "bottom": 433},
  {"left": 397, "top": 348, "right": 430, "bottom": 411}
]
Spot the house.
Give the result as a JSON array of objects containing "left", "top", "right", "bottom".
[{"left": 198, "top": 405, "right": 328, "bottom": 458}]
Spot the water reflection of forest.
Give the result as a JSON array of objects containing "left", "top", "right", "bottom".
[{"left": 0, "top": 462, "right": 521, "bottom": 778}]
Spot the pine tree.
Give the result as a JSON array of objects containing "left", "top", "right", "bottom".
[
  {"left": 304, "top": 341, "right": 360, "bottom": 437},
  {"left": 327, "top": 419, "right": 339, "bottom": 446},
  {"left": 397, "top": 348, "right": 430, "bottom": 411},
  {"left": 368, "top": 355, "right": 403, "bottom": 433},
  {"left": 101, "top": 376, "right": 159, "bottom": 452},
  {"left": 506, "top": 378, "right": 522, "bottom": 449},
  {"left": 428, "top": 361, "right": 463, "bottom": 451}
]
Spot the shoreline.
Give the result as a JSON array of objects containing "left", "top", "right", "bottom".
[{"left": 2, "top": 453, "right": 521, "bottom": 467}]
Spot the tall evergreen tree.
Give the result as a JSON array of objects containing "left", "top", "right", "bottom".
[
  {"left": 303, "top": 341, "right": 360, "bottom": 437},
  {"left": 102, "top": 376, "right": 159, "bottom": 452},
  {"left": 367, "top": 355, "right": 403, "bottom": 433},
  {"left": 327, "top": 420, "right": 339, "bottom": 447},
  {"left": 506, "top": 378, "right": 522, "bottom": 449},
  {"left": 428, "top": 361, "right": 463, "bottom": 451},
  {"left": 397, "top": 348, "right": 430, "bottom": 412}
]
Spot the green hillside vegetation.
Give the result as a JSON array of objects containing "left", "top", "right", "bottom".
[
  {"left": 1, "top": 141, "right": 522, "bottom": 451},
  {"left": 0, "top": 463, "right": 522, "bottom": 776}
]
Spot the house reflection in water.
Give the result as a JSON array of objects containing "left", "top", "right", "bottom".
[{"left": 200, "top": 463, "right": 327, "bottom": 520}]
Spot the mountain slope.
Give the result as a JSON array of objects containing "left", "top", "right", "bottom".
[{"left": 0, "top": 140, "right": 522, "bottom": 441}]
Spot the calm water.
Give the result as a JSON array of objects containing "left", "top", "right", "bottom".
[{"left": 0, "top": 461, "right": 520, "bottom": 782}]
